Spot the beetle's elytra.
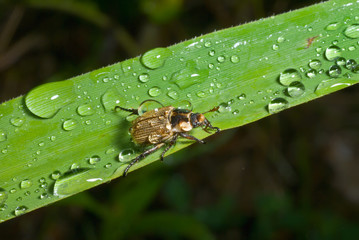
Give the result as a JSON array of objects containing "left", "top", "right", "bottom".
[{"left": 115, "top": 100, "right": 220, "bottom": 176}]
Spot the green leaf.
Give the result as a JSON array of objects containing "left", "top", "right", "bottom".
[{"left": 1, "top": 0, "right": 359, "bottom": 222}]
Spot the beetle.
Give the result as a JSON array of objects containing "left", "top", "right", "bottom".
[{"left": 115, "top": 100, "right": 220, "bottom": 176}]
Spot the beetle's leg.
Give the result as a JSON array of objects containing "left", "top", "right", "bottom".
[
  {"left": 123, "top": 143, "right": 164, "bottom": 177},
  {"left": 179, "top": 132, "right": 206, "bottom": 144},
  {"left": 160, "top": 134, "right": 179, "bottom": 161},
  {"left": 203, "top": 120, "right": 220, "bottom": 133},
  {"left": 114, "top": 106, "right": 139, "bottom": 115}
]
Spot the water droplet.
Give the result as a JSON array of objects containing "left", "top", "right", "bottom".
[
  {"left": 20, "top": 179, "right": 32, "bottom": 189},
  {"left": 148, "top": 87, "right": 162, "bottom": 97},
  {"left": 232, "top": 109, "right": 240, "bottom": 115},
  {"left": 140, "top": 47, "right": 172, "bottom": 69},
  {"left": 105, "top": 163, "right": 112, "bottom": 168},
  {"left": 218, "top": 102, "right": 231, "bottom": 113},
  {"left": 272, "top": 44, "right": 279, "bottom": 50},
  {"left": 10, "top": 117, "right": 25, "bottom": 127},
  {"left": 70, "top": 163, "right": 80, "bottom": 170},
  {"left": 345, "top": 59, "right": 357, "bottom": 69},
  {"left": 306, "top": 69, "right": 317, "bottom": 78},
  {"left": 217, "top": 56, "right": 225, "bottom": 63},
  {"left": 268, "top": 98, "right": 289, "bottom": 114},
  {"left": 344, "top": 24, "right": 359, "bottom": 38},
  {"left": 167, "top": 90, "right": 179, "bottom": 99},
  {"left": 315, "top": 78, "right": 358, "bottom": 96},
  {"left": 77, "top": 104, "right": 95, "bottom": 116},
  {"left": 325, "top": 45, "right": 341, "bottom": 61},
  {"left": 63, "top": 119, "right": 78, "bottom": 131},
  {"left": 238, "top": 94, "right": 246, "bottom": 100},
  {"left": 348, "top": 46, "right": 356, "bottom": 51},
  {"left": 50, "top": 136, "right": 56, "bottom": 142},
  {"left": 39, "top": 193, "right": 48, "bottom": 199},
  {"left": 138, "top": 73, "right": 150, "bottom": 83},
  {"left": 25, "top": 80, "right": 76, "bottom": 118},
  {"left": 88, "top": 155, "right": 101, "bottom": 165},
  {"left": 172, "top": 100, "right": 192, "bottom": 110},
  {"left": 328, "top": 65, "right": 341, "bottom": 78},
  {"left": 335, "top": 57, "right": 346, "bottom": 66},
  {"left": 287, "top": 81, "right": 305, "bottom": 98},
  {"left": 277, "top": 36, "right": 285, "bottom": 43},
  {"left": 196, "top": 91, "right": 206, "bottom": 98},
  {"left": 39, "top": 178, "right": 46, "bottom": 183},
  {"left": 50, "top": 171, "right": 61, "bottom": 180},
  {"left": 230, "top": 55, "right": 240, "bottom": 63},
  {"left": 9, "top": 188, "right": 16, "bottom": 194},
  {"left": 208, "top": 50, "right": 215, "bottom": 56},
  {"left": 325, "top": 22, "right": 340, "bottom": 31},
  {"left": 53, "top": 168, "right": 104, "bottom": 197},
  {"left": 14, "top": 206, "right": 27, "bottom": 216},
  {"left": 0, "top": 130, "right": 7, "bottom": 142},
  {"left": 279, "top": 68, "right": 302, "bottom": 86},
  {"left": 118, "top": 149, "right": 135, "bottom": 162},
  {"left": 0, "top": 189, "right": 7, "bottom": 205},
  {"left": 105, "top": 148, "right": 115, "bottom": 155},
  {"left": 101, "top": 88, "right": 123, "bottom": 112},
  {"left": 170, "top": 61, "right": 209, "bottom": 89},
  {"left": 138, "top": 100, "right": 164, "bottom": 115},
  {"left": 352, "top": 64, "right": 359, "bottom": 74}
]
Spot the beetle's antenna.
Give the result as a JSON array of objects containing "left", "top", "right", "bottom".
[{"left": 203, "top": 106, "right": 219, "bottom": 114}]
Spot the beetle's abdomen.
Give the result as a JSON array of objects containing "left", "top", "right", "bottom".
[{"left": 130, "top": 106, "right": 174, "bottom": 145}]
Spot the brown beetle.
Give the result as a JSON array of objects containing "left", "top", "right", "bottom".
[{"left": 115, "top": 100, "right": 220, "bottom": 176}]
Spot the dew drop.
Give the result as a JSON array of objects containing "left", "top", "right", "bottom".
[
  {"left": 118, "top": 149, "right": 135, "bottom": 162},
  {"left": 218, "top": 102, "right": 231, "bottom": 113},
  {"left": 167, "top": 90, "right": 179, "bottom": 100},
  {"left": 138, "top": 100, "right": 164, "bottom": 115},
  {"left": 14, "top": 206, "right": 27, "bottom": 216},
  {"left": 272, "top": 44, "right": 279, "bottom": 50},
  {"left": 238, "top": 94, "right": 246, "bottom": 100},
  {"left": 51, "top": 171, "right": 61, "bottom": 180},
  {"left": 287, "top": 81, "right": 305, "bottom": 98},
  {"left": 63, "top": 119, "right": 78, "bottom": 131},
  {"left": 105, "top": 148, "right": 115, "bottom": 155},
  {"left": 217, "top": 56, "right": 225, "bottom": 63},
  {"left": 172, "top": 100, "right": 192, "bottom": 110},
  {"left": 268, "top": 98, "right": 289, "bottom": 114},
  {"left": 138, "top": 73, "right": 150, "bottom": 83},
  {"left": 351, "top": 64, "right": 359, "bottom": 74},
  {"left": 105, "top": 163, "right": 112, "bottom": 168},
  {"left": 140, "top": 47, "right": 172, "bottom": 69},
  {"left": 101, "top": 88, "right": 123, "bottom": 111},
  {"left": 325, "top": 22, "right": 340, "bottom": 31},
  {"left": 277, "top": 36, "right": 285, "bottom": 43},
  {"left": 335, "top": 57, "right": 346, "bottom": 66},
  {"left": 208, "top": 50, "right": 215, "bottom": 56},
  {"left": 70, "top": 163, "right": 80, "bottom": 170},
  {"left": 345, "top": 59, "right": 357, "bottom": 70},
  {"left": 10, "top": 117, "right": 25, "bottom": 127},
  {"left": 0, "top": 130, "right": 7, "bottom": 142},
  {"left": 328, "top": 65, "right": 341, "bottom": 78},
  {"left": 306, "top": 69, "right": 317, "bottom": 78},
  {"left": 39, "top": 193, "right": 48, "bottom": 199},
  {"left": 230, "top": 55, "right": 240, "bottom": 63},
  {"left": 344, "top": 24, "right": 359, "bottom": 38},
  {"left": 315, "top": 78, "right": 357, "bottom": 96},
  {"left": 20, "top": 179, "right": 32, "bottom": 189},
  {"left": 0, "top": 189, "right": 7, "bottom": 205},
  {"left": 325, "top": 45, "right": 341, "bottom": 61},
  {"left": 50, "top": 136, "right": 56, "bottom": 142},
  {"left": 148, "top": 87, "right": 162, "bottom": 97},
  {"left": 279, "top": 68, "right": 302, "bottom": 86},
  {"left": 196, "top": 91, "right": 206, "bottom": 98},
  {"left": 25, "top": 80, "right": 76, "bottom": 118},
  {"left": 88, "top": 155, "right": 101, "bottom": 165},
  {"left": 77, "top": 104, "right": 95, "bottom": 116},
  {"left": 170, "top": 61, "right": 209, "bottom": 89}
]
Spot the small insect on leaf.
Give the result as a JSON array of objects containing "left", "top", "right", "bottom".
[{"left": 115, "top": 100, "right": 220, "bottom": 176}]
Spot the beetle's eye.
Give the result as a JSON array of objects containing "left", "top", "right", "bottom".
[{"left": 197, "top": 114, "right": 205, "bottom": 123}]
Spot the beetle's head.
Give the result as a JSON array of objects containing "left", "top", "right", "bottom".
[{"left": 190, "top": 113, "right": 206, "bottom": 128}]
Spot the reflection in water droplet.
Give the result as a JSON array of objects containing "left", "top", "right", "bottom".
[
  {"left": 148, "top": 87, "right": 162, "bottom": 97},
  {"left": 77, "top": 104, "right": 95, "bottom": 116},
  {"left": 63, "top": 119, "right": 78, "bottom": 131},
  {"left": 14, "top": 206, "right": 28, "bottom": 216},
  {"left": 279, "top": 69, "right": 302, "bottom": 86},
  {"left": 230, "top": 55, "right": 240, "bottom": 63},
  {"left": 217, "top": 56, "right": 225, "bottom": 63},
  {"left": 140, "top": 47, "right": 172, "bottom": 69},
  {"left": 25, "top": 80, "right": 76, "bottom": 118},
  {"left": 101, "top": 88, "right": 123, "bottom": 111},
  {"left": 328, "top": 65, "right": 341, "bottom": 78},
  {"left": 10, "top": 117, "right": 25, "bottom": 127},
  {"left": 138, "top": 73, "right": 150, "bottom": 83},
  {"left": 170, "top": 61, "right": 209, "bottom": 89},
  {"left": 346, "top": 59, "right": 357, "bottom": 70},
  {"left": 287, "top": 82, "right": 305, "bottom": 98},
  {"left": 167, "top": 90, "right": 179, "bottom": 100},
  {"left": 20, "top": 179, "right": 32, "bottom": 189},
  {"left": 0, "top": 189, "right": 7, "bottom": 205},
  {"left": 344, "top": 24, "right": 359, "bottom": 38},
  {"left": 88, "top": 155, "right": 101, "bottom": 165},
  {"left": 306, "top": 69, "right": 317, "bottom": 78},
  {"left": 268, "top": 98, "right": 289, "bottom": 114},
  {"left": 335, "top": 57, "right": 346, "bottom": 66},
  {"left": 325, "top": 22, "right": 340, "bottom": 31},
  {"left": 325, "top": 45, "right": 341, "bottom": 61},
  {"left": 118, "top": 149, "right": 135, "bottom": 162},
  {"left": 0, "top": 130, "right": 7, "bottom": 142}
]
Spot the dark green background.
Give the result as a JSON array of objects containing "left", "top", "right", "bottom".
[{"left": 2, "top": 0, "right": 359, "bottom": 239}]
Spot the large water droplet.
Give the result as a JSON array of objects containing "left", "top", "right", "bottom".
[
  {"left": 77, "top": 104, "right": 95, "bottom": 116},
  {"left": 63, "top": 119, "right": 78, "bottom": 131},
  {"left": 172, "top": 100, "right": 192, "bottom": 110},
  {"left": 170, "top": 61, "right": 209, "bottom": 89},
  {"left": 328, "top": 65, "right": 341, "bottom": 78},
  {"left": 167, "top": 90, "right": 179, "bottom": 99},
  {"left": 279, "top": 69, "right": 302, "bottom": 86},
  {"left": 138, "top": 73, "right": 150, "bottom": 83},
  {"left": 0, "top": 189, "right": 7, "bottom": 205},
  {"left": 138, "top": 100, "right": 164, "bottom": 115},
  {"left": 268, "top": 98, "right": 289, "bottom": 113},
  {"left": 140, "top": 47, "right": 172, "bottom": 69},
  {"left": 335, "top": 57, "right": 346, "bottom": 66},
  {"left": 118, "top": 149, "right": 135, "bottom": 162},
  {"left": 344, "top": 24, "right": 359, "bottom": 38},
  {"left": 10, "top": 117, "right": 25, "bottom": 127},
  {"left": 308, "top": 59, "right": 322, "bottom": 69},
  {"left": 25, "top": 81, "right": 76, "bottom": 118},
  {"left": 88, "top": 155, "right": 101, "bottom": 165},
  {"left": 101, "top": 88, "right": 123, "bottom": 111},
  {"left": 148, "top": 87, "right": 162, "bottom": 97},
  {"left": 287, "top": 81, "right": 305, "bottom": 98},
  {"left": 325, "top": 45, "right": 341, "bottom": 61},
  {"left": 325, "top": 22, "right": 340, "bottom": 31},
  {"left": 0, "top": 130, "right": 7, "bottom": 142},
  {"left": 315, "top": 78, "right": 358, "bottom": 96},
  {"left": 20, "top": 179, "right": 32, "bottom": 189},
  {"left": 306, "top": 69, "right": 317, "bottom": 78},
  {"left": 345, "top": 59, "right": 357, "bottom": 70},
  {"left": 53, "top": 168, "right": 104, "bottom": 197},
  {"left": 230, "top": 55, "right": 240, "bottom": 63},
  {"left": 14, "top": 206, "right": 27, "bottom": 216}
]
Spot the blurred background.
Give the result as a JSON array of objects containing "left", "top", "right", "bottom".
[{"left": 2, "top": 0, "right": 359, "bottom": 239}]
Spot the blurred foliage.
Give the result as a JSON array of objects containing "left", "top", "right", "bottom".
[{"left": 1, "top": 0, "right": 359, "bottom": 239}]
